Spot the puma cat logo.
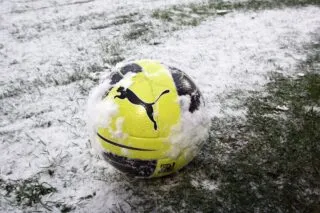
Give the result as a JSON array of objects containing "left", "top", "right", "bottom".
[{"left": 114, "top": 86, "right": 170, "bottom": 130}]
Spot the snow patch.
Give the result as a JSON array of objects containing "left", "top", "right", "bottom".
[
  {"left": 167, "top": 95, "right": 210, "bottom": 159},
  {"left": 87, "top": 72, "right": 136, "bottom": 155},
  {"left": 87, "top": 72, "right": 136, "bottom": 134},
  {"left": 108, "top": 117, "right": 128, "bottom": 140},
  {"left": 116, "top": 72, "right": 135, "bottom": 89},
  {"left": 276, "top": 105, "right": 289, "bottom": 111},
  {"left": 191, "top": 179, "right": 219, "bottom": 191},
  {"left": 87, "top": 80, "right": 117, "bottom": 132}
]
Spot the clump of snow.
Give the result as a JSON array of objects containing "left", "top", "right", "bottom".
[
  {"left": 86, "top": 80, "right": 117, "bottom": 133},
  {"left": 108, "top": 117, "right": 128, "bottom": 140},
  {"left": 276, "top": 105, "right": 289, "bottom": 111},
  {"left": 86, "top": 71, "right": 137, "bottom": 131},
  {"left": 86, "top": 71, "right": 136, "bottom": 153},
  {"left": 86, "top": 78, "right": 117, "bottom": 154},
  {"left": 121, "top": 148, "right": 129, "bottom": 156},
  {"left": 167, "top": 95, "right": 210, "bottom": 160},
  {"left": 191, "top": 179, "right": 219, "bottom": 191},
  {"left": 116, "top": 72, "right": 136, "bottom": 89}
]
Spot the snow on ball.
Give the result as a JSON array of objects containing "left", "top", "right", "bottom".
[{"left": 87, "top": 59, "right": 210, "bottom": 178}]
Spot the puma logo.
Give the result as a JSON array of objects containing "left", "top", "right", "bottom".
[{"left": 114, "top": 86, "right": 170, "bottom": 130}]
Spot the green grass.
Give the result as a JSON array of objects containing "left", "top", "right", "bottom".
[
  {"left": 124, "top": 22, "right": 154, "bottom": 40},
  {"left": 101, "top": 41, "right": 125, "bottom": 66},
  {"left": 0, "top": 178, "right": 57, "bottom": 210},
  {"left": 152, "top": 0, "right": 320, "bottom": 27},
  {"left": 91, "top": 13, "right": 139, "bottom": 30},
  {"left": 0, "top": 64, "right": 100, "bottom": 100},
  {"left": 0, "top": 177, "right": 76, "bottom": 212},
  {"left": 214, "top": 72, "right": 320, "bottom": 212},
  {"left": 113, "top": 13, "right": 139, "bottom": 26}
]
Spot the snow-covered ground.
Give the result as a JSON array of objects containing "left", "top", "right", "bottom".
[{"left": 0, "top": 0, "right": 319, "bottom": 212}]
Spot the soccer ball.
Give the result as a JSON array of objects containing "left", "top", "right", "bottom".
[{"left": 88, "top": 59, "right": 210, "bottom": 178}]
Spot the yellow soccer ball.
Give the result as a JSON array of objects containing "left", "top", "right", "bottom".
[{"left": 90, "top": 59, "right": 209, "bottom": 178}]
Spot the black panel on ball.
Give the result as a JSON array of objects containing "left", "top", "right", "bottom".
[
  {"left": 169, "top": 66, "right": 202, "bottom": 113},
  {"left": 101, "top": 72, "right": 122, "bottom": 99},
  {"left": 110, "top": 72, "right": 123, "bottom": 84},
  {"left": 120, "top": 63, "right": 143, "bottom": 75},
  {"left": 190, "top": 90, "right": 201, "bottom": 113},
  {"left": 102, "top": 152, "right": 157, "bottom": 177}
]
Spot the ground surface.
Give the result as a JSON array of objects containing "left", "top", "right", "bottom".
[{"left": 0, "top": 0, "right": 319, "bottom": 212}]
